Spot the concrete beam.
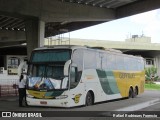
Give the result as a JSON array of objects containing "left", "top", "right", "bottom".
[
  {"left": 0, "top": 41, "right": 25, "bottom": 47},
  {"left": 116, "top": 0, "right": 160, "bottom": 19},
  {"left": 69, "top": 38, "right": 160, "bottom": 51},
  {"left": 0, "top": 0, "right": 115, "bottom": 22},
  {"left": 0, "top": 29, "right": 26, "bottom": 42}
]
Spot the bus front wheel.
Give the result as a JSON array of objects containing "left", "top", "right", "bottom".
[{"left": 85, "top": 92, "right": 93, "bottom": 106}]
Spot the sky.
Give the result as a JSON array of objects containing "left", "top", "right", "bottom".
[{"left": 66, "top": 8, "right": 160, "bottom": 43}]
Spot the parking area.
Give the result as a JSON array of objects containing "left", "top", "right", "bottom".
[
  {"left": 0, "top": 90, "right": 159, "bottom": 120},
  {"left": 0, "top": 90, "right": 160, "bottom": 113}
]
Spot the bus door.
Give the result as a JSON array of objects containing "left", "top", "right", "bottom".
[{"left": 69, "top": 63, "right": 85, "bottom": 106}]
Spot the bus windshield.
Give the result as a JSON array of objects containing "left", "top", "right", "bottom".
[
  {"left": 31, "top": 49, "right": 70, "bottom": 62},
  {"left": 27, "top": 49, "right": 71, "bottom": 90}
]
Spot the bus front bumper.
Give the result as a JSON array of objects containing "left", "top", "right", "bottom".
[{"left": 26, "top": 97, "right": 70, "bottom": 108}]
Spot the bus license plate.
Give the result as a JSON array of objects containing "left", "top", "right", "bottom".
[{"left": 40, "top": 101, "right": 47, "bottom": 105}]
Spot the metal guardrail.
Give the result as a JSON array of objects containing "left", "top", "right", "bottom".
[
  {"left": 0, "top": 79, "right": 19, "bottom": 97},
  {"left": 0, "top": 79, "right": 18, "bottom": 85},
  {"left": 0, "top": 84, "right": 18, "bottom": 97}
]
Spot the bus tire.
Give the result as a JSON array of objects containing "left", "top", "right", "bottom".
[
  {"left": 85, "top": 92, "right": 94, "bottom": 106},
  {"left": 134, "top": 87, "right": 138, "bottom": 97},
  {"left": 128, "top": 88, "right": 134, "bottom": 98}
]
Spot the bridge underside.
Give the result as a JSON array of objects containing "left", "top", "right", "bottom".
[{"left": 0, "top": 0, "right": 160, "bottom": 57}]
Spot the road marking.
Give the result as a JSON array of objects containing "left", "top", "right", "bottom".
[
  {"left": 115, "top": 98, "right": 160, "bottom": 111},
  {"left": 99, "top": 98, "right": 160, "bottom": 117}
]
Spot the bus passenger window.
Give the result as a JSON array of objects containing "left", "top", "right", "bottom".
[
  {"left": 70, "top": 66, "right": 78, "bottom": 88},
  {"left": 70, "top": 67, "right": 76, "bottom": 82}
]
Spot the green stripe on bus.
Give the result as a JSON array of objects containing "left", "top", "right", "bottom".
[
  {"left": 45, "top": 90, "right": 64, "bottom": 97},
  {"left": 96, "top": 69, "right": 120, "bottom": 95}
]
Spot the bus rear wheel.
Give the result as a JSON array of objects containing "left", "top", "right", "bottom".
[
  {"left": 134, "top": 87, "right": 138, "bottom": 97},
  {"left": 85, "top": 92, "right": 93, "bottom": 106},
  {"left": 128, "top": 88, "right": 134, "bottom": 98}
]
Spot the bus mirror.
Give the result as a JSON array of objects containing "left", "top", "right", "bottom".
[{"left": 64, "top": 60, "right": 71, "bottom": 76}]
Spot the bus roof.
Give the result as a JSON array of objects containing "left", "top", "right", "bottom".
[
  {"left": 34, "top": 45, "right": 122, "bottom": 52},
  {"left": 34, "top": 45, "right": 86, "bottom": 50},
  {"left": 33, "top": 45, "right": 143, "bottom": 60}
]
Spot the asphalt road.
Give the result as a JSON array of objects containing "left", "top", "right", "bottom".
[{"left": 0, "top": 90, "right": 160, "bottom": 119}]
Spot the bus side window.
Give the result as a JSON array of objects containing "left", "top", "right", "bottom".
[
  {"left": 70, "top": 66, "right": 78, "bottom": 88},
  {"left": 70, "top": 66, "right": 78, "bottom": 82}
]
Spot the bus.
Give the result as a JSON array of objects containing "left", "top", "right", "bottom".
[
  {"left": 8, "top": 57, "right": 20, "bottom": 75},
  {"left": 26, "top": 45, "right": 145, "bottom": 107},
  {"left": 7, "top": 56, "right": 27, "bottom": 75}
]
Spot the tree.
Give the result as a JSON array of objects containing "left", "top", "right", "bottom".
[{"left": 145, "top": 66, "right": 159, "bottom": 83}]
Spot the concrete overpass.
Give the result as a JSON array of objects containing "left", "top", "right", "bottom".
[
  {"left": 1, "top": 0, "right": 160, "bottom": 58},
  {"left": 68, "top": 38, "right": 160, "bottom": 51}
]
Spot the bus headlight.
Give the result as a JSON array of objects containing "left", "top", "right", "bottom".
[
  {"left": 55, "top": 95, "right": 68, "bottom": 99},
  {"left": 27, "top": 94, "right": 34, "bottom": 98}
]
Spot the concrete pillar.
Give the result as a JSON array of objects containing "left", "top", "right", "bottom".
[
  {"left": 155, "top": 56, "right": 160, "bottom": 76},
  {"left": 25, "top": 19, "right": 45, "bottom": 59}
]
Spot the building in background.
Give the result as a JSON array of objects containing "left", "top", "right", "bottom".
[{"left": 0, "top": 46, "right": 27, "bottom": 76}]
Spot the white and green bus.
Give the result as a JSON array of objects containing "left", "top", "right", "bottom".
[{"left": 26, "top": 45, "right": 145, "bottom": 107}]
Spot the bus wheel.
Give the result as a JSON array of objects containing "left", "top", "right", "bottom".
[
  {"left": 128, "top": 88, "right": 134, "bottom": 98},
  {"left": 134, "top": 87, "right": 138, "bottom": 97},
  {"left": 85, "top": 92, "right": 93, "bottom": 106}
]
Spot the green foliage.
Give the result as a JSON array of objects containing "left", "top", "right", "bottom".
[
  {"left": 145, "top": 66, "right": 159, "bottom": 82},
  {"left": 145, "top": 83, "right": 160, "bottom": 90}
]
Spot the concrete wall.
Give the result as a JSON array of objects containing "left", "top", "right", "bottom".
[
  {"left": 62, "top": 38, "right": 160, "bottom": 50},
  {"left": 155, "top": 56, "right": 160, "bottom": 77}
]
